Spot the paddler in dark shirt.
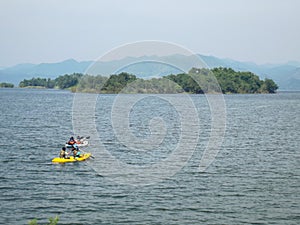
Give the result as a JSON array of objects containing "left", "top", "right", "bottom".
[{"left": 67, "top": 136, "right": 76, "bottom": 145}]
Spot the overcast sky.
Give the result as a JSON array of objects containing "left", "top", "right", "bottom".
[{"left": 1, "top": 0, "right": 300, "bottom": 67}]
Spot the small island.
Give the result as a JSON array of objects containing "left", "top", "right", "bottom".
[
  {"left": 17, "top": 67, "right": 278, "bottom": 94},
  {"left": 0, "top": 82, "right": 14, "bottom": 88}
]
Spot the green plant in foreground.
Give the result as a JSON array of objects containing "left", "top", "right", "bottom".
[{"left": 28, "top": 216, "right": 59, "bottom": 225}]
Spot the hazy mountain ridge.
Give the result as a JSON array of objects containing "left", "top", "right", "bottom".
[{"left": 1, "top": 55, "right": 299, "bottom": 90}]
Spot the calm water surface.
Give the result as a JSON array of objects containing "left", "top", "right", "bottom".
[{"left": 0, "top": 88, "right": 299, "bottom": 224}]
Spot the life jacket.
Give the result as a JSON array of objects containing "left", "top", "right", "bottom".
[
  {"left": 60, "top": 150, "right": 66, "bottom": 158},
  {"left": 73, "top": 150, "right": 81, "bottom": 158},
  {"left": 68, "top": 140, "right": 75, "bottom": 145}
]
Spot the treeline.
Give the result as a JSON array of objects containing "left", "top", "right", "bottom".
[
  {"left": 76, "top": 68, "right": 278, "bottom": 94},
  {"left": 19, "top": 73, "right": 83, "bottom": 89},
  {"left": 211, "top": 67, "right": 278, "bottom": 93},
  {"left": 0, "top": 82, "right": 14, "bottom": 88},
  {"left": 18, "top": 68, "right": 278, "bottom": 94}
]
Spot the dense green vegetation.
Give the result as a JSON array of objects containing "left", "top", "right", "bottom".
[
  {"left": 18, "top": 68, "right": 278, "bottom": 94},
  {"left": 19, "top": 73, "right": 83, "bottom": 89},
  {"left": 54, "top": 73, "right": 83, "bottom": 89},
  {"left": 0, "top": 82, "right": 14, "bottom": 88},
  {"left": 19, "top": 77, "right": 55, "bottom": 88},
  {"left": 211, "top": 67, "right": 278, "bottom": 93},
  {"left": 102, "top": 72, "right": 137, "bottom": 93}
]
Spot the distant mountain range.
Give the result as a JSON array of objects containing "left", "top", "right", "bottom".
[{"left": 1, "top": 55, "right": 300, "bottom": 90}]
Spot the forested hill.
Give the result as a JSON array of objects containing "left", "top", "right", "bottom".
[{"left": 18, "top": 67, "right": 278, "bottom": 94}]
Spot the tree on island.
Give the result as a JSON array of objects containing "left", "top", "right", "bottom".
[
  {"left": 260, "top": 78, "right": 278, "bottom": 93},
  {"left": 19, "top": 73, "right": 82, "bottom": 89},
  {"left": 54, "top": 73, "right": 83, "bottom": 89},
  {"left": 0, "top": 82, "right": 14, "bottom": 88},
  {"left": 19, "top": 77, "right": 55, "bottom": 88}
]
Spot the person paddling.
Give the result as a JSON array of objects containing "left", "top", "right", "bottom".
[
  {"left": 72, "top": 146, "right": 82, "bottom": 158},
  {"left": 67, "top": 136, "right": 76, "bottom": 146},
  {"left": 59, "top": 147, "right": 69, "bottom": 159}
]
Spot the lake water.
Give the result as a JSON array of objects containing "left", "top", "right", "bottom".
[{"left": 0, "top": 88, "right": 299, "bottom": 224}]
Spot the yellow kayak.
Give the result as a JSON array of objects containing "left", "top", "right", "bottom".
[{"left": 52, "top": 153, "right": 92, "bottom": 163}]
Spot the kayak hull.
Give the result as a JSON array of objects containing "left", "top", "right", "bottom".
[{"left": 52, "top": 153, "right": 91, "bottom": 163}]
